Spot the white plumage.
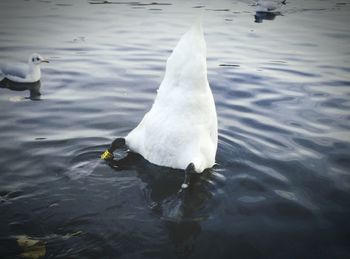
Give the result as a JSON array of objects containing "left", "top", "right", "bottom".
[
  {"left": 255, "top": 0, "right": 286, "bottom": 12},
  {"left": 125, "top": 22, "right": 218, "bottom": 173},
  {"left": 0, "top": 53, "right": 48, "bottom": 83}
]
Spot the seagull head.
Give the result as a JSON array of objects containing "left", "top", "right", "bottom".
[{"left": 29, "top": 53, "right": 49, "bottom": 66}]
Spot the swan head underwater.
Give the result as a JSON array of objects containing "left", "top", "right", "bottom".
[{"left": 101, "top": 22, "right": 218, "bottom": 189}]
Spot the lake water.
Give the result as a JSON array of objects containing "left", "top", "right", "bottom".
[{"left": 1, "top": 0, "right": 350, "bottom": 258}]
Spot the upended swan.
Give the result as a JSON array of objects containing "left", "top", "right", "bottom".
[
  {"left": 101, "top": 22, "right": 218, "bottom": 189},
  {"left": 0, "top": 53, "right": 49, "bottom": 83}
]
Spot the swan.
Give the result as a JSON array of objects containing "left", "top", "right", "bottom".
[
  {"left": 101, "top": 22, "right": 218, "bottom": 189},
  {"left": 0, "top": 53, "right": 49, "bottom": 83}
]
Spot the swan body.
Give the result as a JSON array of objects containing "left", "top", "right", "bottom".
[
  {"left": 125, "top": 22, "right": 218, "bottom": 173},
  {"left": 0, "top": 53, "right": 48, "bottom": 83}
]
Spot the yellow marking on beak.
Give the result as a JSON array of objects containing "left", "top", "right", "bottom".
[{"left": 101, "top": 150, "right": 113, "bottom": 160}]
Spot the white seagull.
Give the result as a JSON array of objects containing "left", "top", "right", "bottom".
[
  {"left": 255, "top": 0, "right": 286, "bottom": 12},
  {"left": 102, "top": 21, "right": 218, "bottom": 189},
  {"left": 0, "top": 53, "right": 49, "bottom": 83}
]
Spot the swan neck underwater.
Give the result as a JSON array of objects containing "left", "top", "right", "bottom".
[{"left": 103, "top": 22, "right": 218, "bottom": 187}]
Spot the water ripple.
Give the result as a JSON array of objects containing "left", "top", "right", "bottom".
[{"left": 1, "top": 0, "right": 350, "bottom": 258}]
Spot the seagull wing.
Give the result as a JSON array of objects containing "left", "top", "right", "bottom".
[{"left": 0, "top": 63, "right": 28, "bottom": 82}]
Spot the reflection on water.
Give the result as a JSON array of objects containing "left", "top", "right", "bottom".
[
  {"left": 0, "top": 0, "right": 350, "bottom": 258},
  {"left": 105, "top": 151, "right": 218, "bottom": 222},
  {"left": 0, "top": 79, "right": 41, "bottom": 100},
  {"left": 254, "top": 11, "right": 280, "bottom": 23},
  {"left": 108, "top": 152, "right": 221, "bottom": 257}
]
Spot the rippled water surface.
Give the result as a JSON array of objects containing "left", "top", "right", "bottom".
[{"left": 1, "top": 0, "right": 350, "bottom": 258}]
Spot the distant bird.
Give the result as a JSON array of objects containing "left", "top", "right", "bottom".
[
  {"left": 101, "top": 22, "right": 218, "bottom": 189},
  {"left": 254, "top": 11, "right": 278, "bottom": 23},
  {"left": 0, "top": 53, "right": 49, "bottom": 83},
  {"left": 255, "top": 0, "right": 286, "bottom": 12}
]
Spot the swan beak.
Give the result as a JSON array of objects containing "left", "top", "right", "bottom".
[{"left": 41, "top": 60, "right": 49, "bottom": 63}]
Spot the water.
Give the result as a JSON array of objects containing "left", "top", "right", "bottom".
[{"left": 1, "top": 0, "right": 350, "bottom": 258}]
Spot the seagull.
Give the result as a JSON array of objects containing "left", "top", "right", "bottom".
[
  {"left": 0, "top": 53, "right": 49, "bottom": 83},
  {"left": 101, "top": 21, "right": 218, "bottom": 189},
  {"left": 255, "top": 0, "right": 286, "bottom": 12}
]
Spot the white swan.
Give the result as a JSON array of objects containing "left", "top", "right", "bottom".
[
  {"left": 102, "top": 22, "right": 218, "bottom": 187},
  {"left": 0, "top": 53, "right": 49, "bottom": 83}
]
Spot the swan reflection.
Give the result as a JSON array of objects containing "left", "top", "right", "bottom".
[{"left": 109, "top": 151, "right": 220, "bottom": 255}]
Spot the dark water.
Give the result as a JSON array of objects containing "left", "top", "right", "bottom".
[{"left": 1, "top": 0, "right": 350, "bottom": 258}]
